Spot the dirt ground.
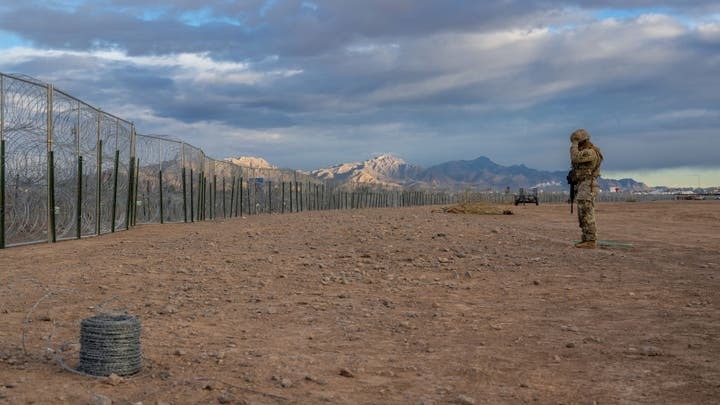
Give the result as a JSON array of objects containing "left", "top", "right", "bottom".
[{"left": 1, "top": 200, "right": 719, "bottom": 404}]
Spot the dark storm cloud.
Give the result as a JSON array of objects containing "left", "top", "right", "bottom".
[
  {"left": 152, "top": 96, "right": 298, "bottom": 128},
  {"left": 3, "top": 1, "right": 717, "bottom": 57},
  {"left": 0, "top": 3, "right": 252, "bottom": 57}
]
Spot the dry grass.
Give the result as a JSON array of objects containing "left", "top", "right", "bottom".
[{"left": 440, "top": 202, "right": 514, "bottom": 215}]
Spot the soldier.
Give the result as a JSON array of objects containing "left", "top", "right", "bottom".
[{"left": 569, "top": 129, "right": 603, "bottom": 248}]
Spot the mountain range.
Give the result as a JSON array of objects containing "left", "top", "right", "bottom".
[
  {"left": 224, "top": 153, "right": 647, "bottom": 191},
  {"left": 308, "top": 154, "right": 648, "bottom": 192}
]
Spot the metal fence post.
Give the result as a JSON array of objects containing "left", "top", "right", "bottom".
[
  {"left": 298, "top": 182, "right": 302, "bottom": 212},
  {"left": 159, "top": 169, "right": 164, "bottom": 224},
  {"left": 96, "top": 111, "right": 102, "bottom": 235},
  {"left": 0, "top": 75, "right": 5, "bottom": 248},
  {"left": 133, "top": 158, "right": 139, "bottom": 226},
  {"left": 201, "top": 172, "right": 205, "bottom": 219},
  {"left": 201, "top": 172, "right": 206, "bottom": 221},
  {"left": 181, "top": 166, "right": 187, "bottom": 222},
  {"left": 180, "top": 142, "right": 186, "bottom": 223},
  {"left": 47, "top": 83, "right": 56, "bottom": 243},
  {"left": 206, "top": 173, "right": 211, "bottom": 220},
  {"left": 199, "top": 172, "right": 204, "bottom": 221},
  {"left": 126, "top": 124, "right": 135, "bottom": 230},
  {"left": 77, "top": 154, "right": 83, "bottom": 238},
  {"left": 111, "top": 149, "right": 119, "bottom": 232},
  {"left": 246, "top": 177, "right": 251, "bottom": 215},
  {"left": 49, "top": 150, "right": 56, "bottom": 242},
  {"left": 75, "top": 101, "right": 82, "bottom": 238},
  {"left": 1, "top": 137, "right": 5, "bottom": 249},
  {"left": 293, "top": 172, "right": 298, "bottom": 213},
  {"left": 197, "top": 172, "right": 202, "bottom": 221},
  {"left": 239, "top": 177, "right": 243, "bottom": 216},
  {"left": 289, "top": 181, "right": 293, "bottom": 213},
  {"left": 230, "top": 175, "right": 236, "bottom": 217},
  {"left": 315, "top": 184, "right": 319, "bottom": 210},
  {"left": 125, "top": 122, "right": 139, "bottom": 230},
  {"left": 110, "top": 120, "right": 118, "bottom": 232},
  {"left": 189, "top": 168, "right": 194, "bottom": 222},
  {"left": 252, "top": 169, "right": 257, "bottom": 215}
]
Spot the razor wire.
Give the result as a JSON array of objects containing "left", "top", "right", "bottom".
[
  {"left": 134, "top": 134, "right": 185, "bottom": 224},
  {"left": 77, "top": 102, "right": 100, "bottom": 237},
  {"left": 212, "top": 159, "right": 236, "bottom": 219},
  {"left": 115, "top": 121, "right": 132, "bottom": 230},
  {"left": 50, "top": 91, "right": 78, "bottom": 241},
  {"left": 76, "top": 314, "right": 143, "bottom": 377},
  {"left": 3, "top": 75, "right": 49, "bottom": 246}
]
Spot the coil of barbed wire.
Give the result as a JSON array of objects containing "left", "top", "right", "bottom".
[{"left": 77, "top": 314, "right": 142, "bottom": 377}]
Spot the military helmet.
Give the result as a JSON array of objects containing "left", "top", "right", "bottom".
[{"left": 570, "top": 129, "right": 590, "bottom": 143}]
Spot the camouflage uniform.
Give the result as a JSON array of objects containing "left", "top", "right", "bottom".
[{"left": 570, "top": 130, "right": 602, "bottom": 244}]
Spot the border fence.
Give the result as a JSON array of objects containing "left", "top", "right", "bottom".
[{"left": 0, "top": 72, "right": 459, "bottom": 248}]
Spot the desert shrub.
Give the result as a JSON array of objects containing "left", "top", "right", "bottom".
[{"left": 442, "top": 202, "right": 512, "bottom": 215}]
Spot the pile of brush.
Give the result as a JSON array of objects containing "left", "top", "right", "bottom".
[{"left": 439, "top": 202, "right": 513, "bottom": 216}]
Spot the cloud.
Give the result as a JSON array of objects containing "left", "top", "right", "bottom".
[
  {"left": 652, "top": 109, "right": 720, "bottom": 121},
  {"left": 0, "top": 47, "right": 300, "bottom": 85}
]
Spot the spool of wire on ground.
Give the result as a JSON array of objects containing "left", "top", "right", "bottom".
[{"left": 77, "top": 314, "right": 142, "bottom": 377}]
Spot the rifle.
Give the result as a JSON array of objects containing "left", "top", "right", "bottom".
[{"left": 566, "top": 170, "right": 577, "bottom": 213}]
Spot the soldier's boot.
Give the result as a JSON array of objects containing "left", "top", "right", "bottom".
[{"left": 574, "top": 240, "right": 596, "bottom": 249}]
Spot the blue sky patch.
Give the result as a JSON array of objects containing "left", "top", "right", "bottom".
[
  {"left": 180, "top": 7, "right": 243, "bottom": 27},
  {"left": 260, "top": 0, "right": 279, "bottom": 17},
  {"left": 301, "top": 2, "right": 319, "bottom": 11},
  {"left": 0, "top": 30, "right": 30, "bottom": 49},
  {"left": 594, "top": 7, "right": 673, "bottom": 20},
  {"left": 138, "top": 7, "right": 168, "bottom": 22}
]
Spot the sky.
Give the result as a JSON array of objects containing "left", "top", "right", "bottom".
[{"left": 0, "top": 1, "right": 718, "bottom": 187}]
